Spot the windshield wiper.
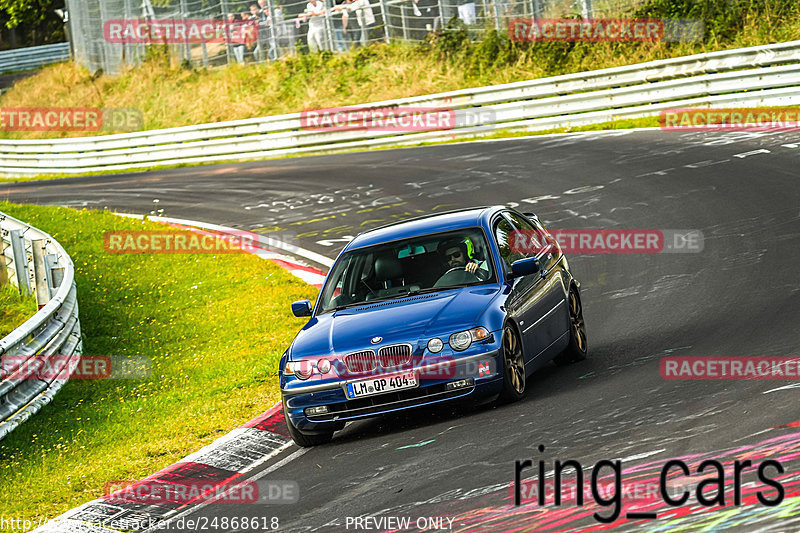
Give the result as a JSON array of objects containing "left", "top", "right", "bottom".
[
  {"left": 404, "top": 287, "right": 444, "bottom": 296},
  {"left": 332, "top": 297, "right": 395, "bottom": 311},
  {"left": 330, "top": 289, "right": 442, "bottom": 312}
]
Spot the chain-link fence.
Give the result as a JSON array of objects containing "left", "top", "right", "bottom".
[{"left": 65, "top": 0, "right": 656, "bottom": 74}]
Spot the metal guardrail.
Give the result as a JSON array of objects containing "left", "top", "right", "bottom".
[
  {"left": 0, "top": 40, "right": 799, "bottom": 175},
  {"left": 0, "top": 43, "right": 71, "bottom": 75},
  {"left": 0, "top": 210, "right": 81, "bottom": 442}
]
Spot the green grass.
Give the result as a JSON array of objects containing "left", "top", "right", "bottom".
[
  {"left": 0, "top": 284, "right": 37, "bottom": 338},
  {"left": 0, "top": 203, "right": 317, "bottom": 528}
]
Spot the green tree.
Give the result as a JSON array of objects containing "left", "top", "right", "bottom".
[{"left": 0, "top": 0, "right": 65, "bottom": 47}]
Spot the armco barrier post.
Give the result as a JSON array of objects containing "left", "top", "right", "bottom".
[
  {"left": 0, "top": 239, "right": 9, "bottom": 287},
  {"left": 44, "top": 254, "right": 58, "bottom": 300},
  {"left": 31, "top": 239, "right": 50, "bottom": 309},
  {"left": 44, "top": 253, "right": 59, "bottom": 298},
  {"left": 9, "top": 229, "right": 31, "bottom": 295}
]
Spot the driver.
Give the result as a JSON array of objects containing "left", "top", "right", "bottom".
[{"left": 439, "top": 238, "right": 483, "bottom": 275}]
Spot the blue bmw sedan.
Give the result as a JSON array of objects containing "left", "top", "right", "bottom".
[{"left": 280, "top": 206, "right": 587, "bottom": 446}]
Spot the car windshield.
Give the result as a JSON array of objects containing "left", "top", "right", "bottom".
[{"left": 318, "top": 228, "right": 495, "bottom": 313}]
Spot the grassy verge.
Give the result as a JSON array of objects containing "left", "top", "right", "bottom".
[
  {"left": 0, "top": 203, "right": 317, "bottom": 528},
  {"left": 0, "top": 0, "right": 798, "bottom": 141},
  {"left": 0, "top": 284, "right": 37, "bottom": 338}
]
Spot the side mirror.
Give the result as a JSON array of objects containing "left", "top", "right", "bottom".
[
  {"left": 291, "top": 300, "right": 313, "bottom": 317},
  {"left": 510, "top": 257, "right": 541, "bottom": 278}
]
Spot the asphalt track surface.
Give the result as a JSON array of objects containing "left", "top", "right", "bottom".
[{"left": 3, "top": 129, "right": 800, "bottom": 532}]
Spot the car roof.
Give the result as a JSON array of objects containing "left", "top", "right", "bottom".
[{"left": 345, "top": 206, "right": 505, "bottom": 251}]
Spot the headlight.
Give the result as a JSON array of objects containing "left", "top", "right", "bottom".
[
  {"left": 449, "top": 331, "right": 472, "bottom": 351},
  {"left": 285, "top": 361, "right": 313, "bottom": 380},
  {"left": 427, "top": 338, "right": 444, "bottom": 353},
  {"left": 449, "top": 327, "right": 490, "bottom": 351}
]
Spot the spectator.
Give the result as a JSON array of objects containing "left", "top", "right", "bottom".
[
  {"left": 304, "top": 0, "right": 327, "bottom": 52},
  {"left": 343, "top": 0, "right": 375, "bottom": 47},
  {"left": 225, "top": 13, "right": 247, "bottom": 64},
  {"left": 275, "top": 5, "right": 296, "bottom": 55},
  {"left": 332, "top": 0, "right": 351, "bottom": 52},
  {"left": 253, "top": 0, "right": 272, "bottom": 61},
  {"left": 245, "top": 7, "right": 260, "bottom": 59},
  {"left": 457, "top": 0, "right": 476, "bottom": 25}
]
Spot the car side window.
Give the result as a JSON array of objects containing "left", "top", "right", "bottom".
[
  {"left": 506, "top": 212, "right": 559, "bottom": 269},
  {"left": 494, "top": 217, "right": 530, "bottom": 270}
]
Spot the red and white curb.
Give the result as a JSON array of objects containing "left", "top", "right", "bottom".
[{"left": 33, "top": 215, "right": 330, "bottom": 532}]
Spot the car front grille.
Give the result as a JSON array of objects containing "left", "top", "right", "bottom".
[
  {"left": 344, "top": 350, "right": 377, "bottom": 373},
  {"left": 377, "top": 343, "right": 413, "bottom": 368}
]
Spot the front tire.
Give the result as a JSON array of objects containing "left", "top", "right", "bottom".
[
  {"left": 283, "top": 398, "right": 334, "bottom": 447},
  {"left": 554, "top": 287, "right": 588, "bottom": 366},
  {"left": 498, "top": 324, "right": 526, "bottom": 403}
]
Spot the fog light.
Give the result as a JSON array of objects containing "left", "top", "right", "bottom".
[
  {"left": 427, "top": 338, "right": 444, "bottom": 353},
  {"left": 305, "top": 405, "right": 329, "bottom": 416},
  {"left": 445, "top": 377, "right": 474, "bottom": 391}
]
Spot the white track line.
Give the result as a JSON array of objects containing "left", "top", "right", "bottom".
[{"left": 115, "top": 213, "right": 333, "bottom": 268}]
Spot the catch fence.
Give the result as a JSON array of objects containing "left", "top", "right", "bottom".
[{"left": 65, "top": 0, "right": 650, "bottom": 74}]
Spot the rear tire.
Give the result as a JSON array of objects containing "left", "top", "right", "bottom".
[
  {"left": 498, "top": 324, "right": 526, "bottom": 403},
  {"left": 283, "top": 398, "right": 334, "bottom": 447},
  {"left": 554, "top": 287, "right": 588, "bottom": 366}
]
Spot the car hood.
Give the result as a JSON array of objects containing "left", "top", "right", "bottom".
[{"left": 290, "top": 286, "right": 501, "bottom": 359}]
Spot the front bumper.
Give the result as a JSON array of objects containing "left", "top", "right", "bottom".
[{"left": 282, "top": 349, "right": 503, "bottom": 432}]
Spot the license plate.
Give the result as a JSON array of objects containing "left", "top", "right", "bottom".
[{"left": 345, "top": 371, "right": 418, "bottom": 399}]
